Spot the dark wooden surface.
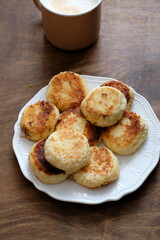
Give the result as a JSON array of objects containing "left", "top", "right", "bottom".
[{"left": 0, "top": 1, "right": 160, "bottom": 239}]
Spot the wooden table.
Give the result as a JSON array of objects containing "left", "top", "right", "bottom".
[{"left": 1, "top": 1, "right": 160, "bottom": 239}]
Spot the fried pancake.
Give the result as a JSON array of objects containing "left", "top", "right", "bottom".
[
  {"left": 73, "top": 146, "right": 120, "bottom": 188},
  {"left": 100, "top": 80, "right": 134, "bottom": 110},
  {"left": 55, "top": 107, "right": 102, "bottom": 146},
  {"left": 20, "top": 101, "right": 59, "bottom": 141},
  {"left": 80, "top": 86, "right": 127, "bottom": 127},
  {"left": 46, "top": 71, "right": 89, "bottom": 112},
  {"left": 29, "top": 139, "right": 68, "bottom": 184},
  {"left": 44, "top": 129, "right": 90, "bottom": 174},
  {"left": 102, "top": 110, "right": 148, "bottom": 155}
]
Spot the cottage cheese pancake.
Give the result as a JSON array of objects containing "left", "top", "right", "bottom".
[
  {"left": 80, "top": 86, "right": 127, "bottom": 127},
  {"left": 29, "top": 139, "right": 68, "bottom": 184},
  {"left": 100, "top": 80, "right": 134, "bottom": 110},
  {"left": 46, "top": 71, "right": 89, "bottom": 112},
  {"left": 102, "top": 110, "right": 148, "bottom": 155},
  {"left": 20, "top": 101, "right": 59, "bottom": 141},
  {"left": 55, "top": 107, "right": 102, "bottom": 146},
  {"left": 44, "top": 129, "right": 90, "bottom": 174},
  {"left": 73, "top": 146, "right": 120, "bottom": 188}
]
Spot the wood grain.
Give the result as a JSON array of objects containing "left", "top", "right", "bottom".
[{"left": 0, "top": 1, "right": 160, "bottom": 240}]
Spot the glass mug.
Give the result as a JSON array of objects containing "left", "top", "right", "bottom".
[{"left": 33, "top": 0, "right": 102, "bottom": 50}]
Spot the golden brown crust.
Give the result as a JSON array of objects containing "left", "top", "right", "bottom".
[
  {"left": 103, "top": 111, "right": 141, "bottom": 147},
  {"left": 55, "top": 107, "right": 102, "bottom": 146},
  {"left": 29, "top": 139, "right": 68, "bottom": 184},
  {"left": 30, "top": 139, "right": 65, "bottom": 175},
  {"left": 84, "top": 147, "right": 114, "bottom": 174},
  {"left": 73, "top": 146, "right": 120, "bottom": 188},
  {"left": 80, "top": 87, "right": 127, "bottom": 127},
  {"left": 46, "top": 71, "right": 89, "bottom": 112},
  {"left": 20, "top": 101, "right": 59, "bottom": 141},
  {"left": 102, "top": 110, "right": 148, "bottom": 155},
  {"left": 100, "top": 81, "right": 134, "bottom": 109}
]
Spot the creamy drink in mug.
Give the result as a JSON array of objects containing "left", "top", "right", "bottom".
[
  {"left": 44, "top": 0, "right": 100, "bottom": 15},
  {"left": 33, "top": 0, "right": 102, "bottom": 50}
]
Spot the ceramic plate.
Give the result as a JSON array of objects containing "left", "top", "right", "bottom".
[{"left": 12, "top": 75, "right": 160, "bottom": 204}]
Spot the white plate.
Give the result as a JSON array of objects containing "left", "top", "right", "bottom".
[{"left": 12, "top": 75, "right": 160, "bottom": 204}]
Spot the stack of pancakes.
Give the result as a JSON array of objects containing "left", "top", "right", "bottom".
[{"left": 20, "top": 71, "right": 148, "bottom": 188}]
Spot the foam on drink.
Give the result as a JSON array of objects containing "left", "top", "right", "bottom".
[{"left": 44, "top": 0, "right": 99, "bottom": 15}]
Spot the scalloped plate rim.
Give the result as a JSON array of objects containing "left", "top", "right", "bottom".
[{"left": 12, "top": 75, "right": 160, "bottom": 204}]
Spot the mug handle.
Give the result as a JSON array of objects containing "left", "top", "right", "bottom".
[{"left": 33, "top": 0, "right": 42, "bottom": 11}]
